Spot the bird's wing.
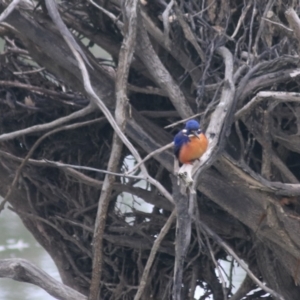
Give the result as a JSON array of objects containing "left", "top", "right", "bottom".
[{"left": 173, "top": 131, "right": 188, "bottom": 159}]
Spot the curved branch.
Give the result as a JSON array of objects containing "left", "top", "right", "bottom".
[
  {"left": 192, "top": 46, "right": 235, "bottom": 185},
  {"left": 235, "top": 91, "right": 300, "bottom": 120},
  {"left": 0, "top": 116, "right": 105, "bottom": 212},
  {"left": 239, "top": 68, "right": 300, "bottom": 103}
]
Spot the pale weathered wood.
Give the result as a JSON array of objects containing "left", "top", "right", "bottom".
[{"left": 0, "top": 259, "right": 87, "bottom": 300}]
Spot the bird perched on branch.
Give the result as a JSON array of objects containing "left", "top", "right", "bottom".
[{"left": 173, "top": 120, "right": 208, "bottom": 184}]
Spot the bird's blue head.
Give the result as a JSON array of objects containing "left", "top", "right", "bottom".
[
  {"left": 173, "top": 119, "right": 201, "bottom": 158},
  {"left": 185, "top": 120, "right": 200, "bottom": 131}
]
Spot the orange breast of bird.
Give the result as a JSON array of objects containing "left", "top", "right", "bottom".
[{"left": 179, "top": 133, "right": 208, "bottom": 164}]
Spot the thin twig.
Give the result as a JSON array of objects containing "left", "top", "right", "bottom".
[
  {"left": 127, "top": 142, "right": 173, "bottom": 174},
  {"left": 13, "top": 67, "right": 45, "bottom": 75},
  {"left": 15, "top": 209, "right": 92, "bottom": 257},
  {"left": 198, "top": 221, "right": 285, "bottom": 300},
  {"left": 134, "top": 210, "right": 176, "bottom": 300},
  {"left": 0, "top": 80, "right": 79, "bottom": 99},
  {"left": 204, "top": 234, "right": 228, "bottom": 300},
  {"left": 164, "top": 112, "right": 204, "bottom": 129},
  {"left": 0, "top": 116, "right": 105, "bottom": 212},
  {"left": 231, "top": 2, "right": 252, "bottom": 39},
  {"left": 88, "top": 0, "right": 124, "bottom": 30},
  {"left": 43, "top": 160, "right": 145, "bottom": 180},
  {"left": 262, "top": 17, "right": 293, "bottom": 32},
  {"left": 0, "top": 103, "right": 94, "bottom": 142},
  {"left": 141, "top": 9, "right": 202, "bottom": 85}
]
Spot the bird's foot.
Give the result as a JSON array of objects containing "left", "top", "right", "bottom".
[
  {"left": 177, "top": 171, "right": 193, "bottom": 186},
  {"left": 177, "top": 164, "right": 194, "bottom": 187}
]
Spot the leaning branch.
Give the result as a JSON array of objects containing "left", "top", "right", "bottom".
[
  {"left": 141, "top": 10, "right": 201, "bottom": 85},
  {"left": 136, "top": 8, "right": 193, "bottom": 119},
  {"left": 0, "top": 103, "right": 94, "bottom": 142},
  {"left": 45, "top": 0, "right": 91, "bottom": 67},
  {"left": 198, "top": 222, "right": 285, "bottom": 300},
  {"left": 64, "top": 9, "right": 174, "bottom": 205},
  {"left": 221, "top": 154, "right": 300, "bottom": 197},
  {"left": 127, "top": 142, "right": 173, "bottom": 174},
  {"left": 134, "top": 210, "right": 176, "bottom": 300},
  {"left": 173, "top": 2, "right": 205, "bottom": 62},
  {"left": 89, "top": 1, "right": 139, "bottom": 299},
  {"left": 0, "top": 0, "right": 21, "bottom": 22},
  {"left": 285, "top": 7, "right": 300, "bottom": 50},
  {"left": 0, "top": 259, "right": 87, "bottom": 300},
  {"left": 192, "top": 47, "right": 235, "bottom": 184}
]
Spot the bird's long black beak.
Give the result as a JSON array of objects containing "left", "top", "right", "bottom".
[{"left": 192, "top": 131, "right": 200, "bottom": 139}]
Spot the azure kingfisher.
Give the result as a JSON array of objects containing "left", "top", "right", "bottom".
[{"left": 174, "top": 119, "right": 208, "bottom": 165}]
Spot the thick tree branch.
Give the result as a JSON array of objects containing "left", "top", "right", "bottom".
[
  {"left": 136, "top": 8, "right": 194, "bottom": 119},
  {"left": 285, "top": 7, "right": 300, "bottom": 50},
  {"left": 172, "top": 177, "right": 192, "bottom": 300},
  {"left": 0, "top": 0, "right": 21, "bottom": 22},
  {"left": 45, "top": 0, "right": 91, "bottom": 67},
  {"left": 173, "top": 2, "right": 205, "bottom": 62},
  {"left": 141, "top": 10, "right": 202, "bottom": 84},
  {"left": 0, "top": 259, "right": 87, "bottom": 300}
]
